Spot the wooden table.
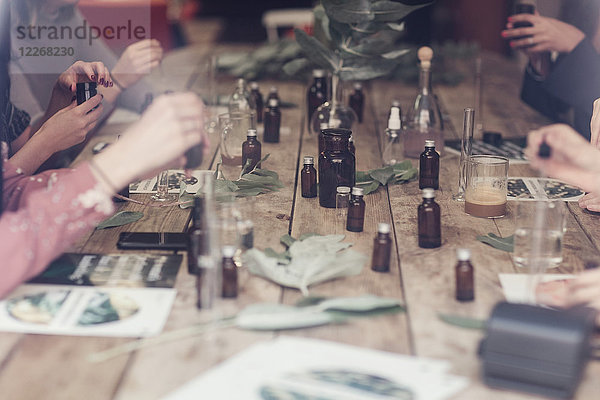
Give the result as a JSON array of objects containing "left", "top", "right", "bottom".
[{"left": 0, "top": 43, "right": 599, "bottom": 399}]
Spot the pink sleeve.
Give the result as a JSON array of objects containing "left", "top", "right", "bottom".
[{"left": 0, "top": 158, "right": 115, "bottom": 298}]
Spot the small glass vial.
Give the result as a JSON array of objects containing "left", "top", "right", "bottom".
[
  {"left": 348, "top": 135, "right": 356, "bottom": 155},
  {"left": 307, "top": 69, "right": 328, "bottom": 125},
  {"left": 335, "top": 186, "right": 351, "bottom": 221},
  {"left": 267, "top": 86, "right": 279, "bottom": 102},
  {"left": 249, "top": 82, "right": 264, "bottom": 123},
  {"left": 221, "top": 246, "right": 238, "bottom": 298},
  {"left": 187, "top": 197, "right": 206, "bottom": 275},
  {"left": 371, "top": 223, "right": 392, "bottom": 272},
  {"left": 455, "top": 248, "right": 474, "bottom": 301},
  {"left": 301, "top": 156, "right": 317, "bottom": 198},
  {"left": 419, "top": 140, "right": 439, "bottom": 189},
  {"left": 242, "top": 128, "right": 262, "bottom": 170},
  {"left": 318, "top": 129, "right": 356, "bottom": 208},
  {"left": 418, "top": 188, "right": 441, "bottom": 248},
  {"left": 346, "top": 187, "right": 366, "bottom": 232},
  {"left": 228, "top": 78, "right": 256, "bottom": 114},
  {"left": 348, "top": 82, "right": 364, "bottom": 123},
  {"left": 383, "top": 106, "right": 402, "bottom": 166},
  {"left": 263, "top": 98, "right": 281, "bottom": 143}
]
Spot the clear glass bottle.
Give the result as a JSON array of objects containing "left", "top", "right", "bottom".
[
  {"left": 418, "top": 188, "right": 441, "bottom": 248},
  {"left": 318, "top": 122, "right": 328, "bottom": 155},
  {"left": 335, "top": 186, "right": 351, "bottom": 226},
  {"left": 301, "top": 156, "right": 317, "bottom": 198},
  {"left": 228, "top": 78, "right": 256, "bottom": 114},
  {"left": 348, "top": 82, "right": 364, "bottom": 123},
  {"left": 371, "top": 223, "right": 392, "bottom": 272},
  {"left": 404, "top": 47, "right": 444, "bottom": 158},
  {"left": 263, "top": 98, "right": 281, "bottom": 143},
  {"left": 318, "top": 129, "right": 356, "bottom": 208},
  {"left": 221, "top": 245, "right": 238, "bottom": 298},
  {"left": 346, "top": 187, "right": 366, "bottom": 232},
  {"left": 242, "top": 128, "right": 261, "bottom": 171},
  {"left": 455, "top": 248, "right": 474, "bottom": 301},
  {"left": 188, "top": 196, "right": 206, "bottom": 275},
  {"left": 454, "top": 108, "right": 474, "bottom": 201},
  {"left": 307, "top": 69, "right": 328, "bottom": 126},
  {"left": 249, "top": 82, "right": 264, "bottom": 123},
  {"left": 383, "top": 106, "right": 402, "bottom": 166},
  {"left": 387, "top": 100, "right": 402, "bottom": 121},
  {"left": 419, "top": 140, "right": 439, "bottom": 189}
]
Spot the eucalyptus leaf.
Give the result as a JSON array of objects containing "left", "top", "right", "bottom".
[
  {"left": 96, "top": 211, "right": 143, "bottom": 230},
  {"left": 235, "top": 304, "right": 336, "bottom": 331},
  {"left": 338, "top": 56, "right": 398, "bottom": 81},
  {"left": 298, "top": 232, "right": 321, "bottom": 241},
  {"left": 476, "top": 233, "right": 514, "bottom": 253},
  {"left": 370, "top": 165, "right": 395, "bottom": 185},
  {"left": 356, "top": 170, "right": 372, "bottom": 183},
  {"left": 357, "top": 180, "right": 381, "bottom": 195},
  {"left": 438, "top": 313, "right": 487, "bottom": 330},
  {"left": 283, "top": 58, "right": 311, "bottom": 76},
  {"left": 346, "top": 30, "right": 403, "bottom": 56},
  {"left": 294, "top": 29, "right": 339, "bottom": 70},
  {"left": 382, "top": 49, "right": 411, "bottom": 59},
  {"left": 264, "top": 248, "right": 291, "bottom": 263},
  {"left": 316, "top": 295, "right": 403, "bottom": 313},
  {"left": 387, "top": 21, "right": 405, "bottom": 31},
  {"left": 280, "top": 234, "right": 296, "bottom": 249}
]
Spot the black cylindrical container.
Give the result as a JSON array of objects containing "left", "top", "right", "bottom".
[{"left": 76, "top": 82, "right": 97, "bottom": 105}]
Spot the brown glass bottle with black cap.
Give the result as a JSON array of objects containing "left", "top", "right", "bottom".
[
  {"left": 221, "top": 246, "right": 238, "bottom": 298},
  {"left": 418, "top": 188, "right": 441, "bottom": 248},
  {"left": 455, "top": 248, "right": 474, "bottom": 301},
  {"left": 301, "top": 156, "right": 317, "bottom": 198},
  {"left": 419, "top": 140, "right": 439, "bottom": 189},
  {"left": 348, "top": 82, "right": 364, "bottom": 123},
  {"left": 371, "top": 223, "right": 392, "bottom": 272},
  {"left": 187, "top": 196, "right": 206, "bottom": 275},
  {"left": 347, "top": 187, "right": 366, "bottom": 232},
  {"left": 242, "top": 128, "right": 261, "bottom": 170},
  {"left": 264, "top": 98, "right": 281, "bottom": 143},
  {"left": 267, "top": 86, "right": 279, "bottom": 102},
  {"left": 307, "top": 69, "right": 328, "bottom": 125},
  {"left": 318, "top": 128, "right": 356, "bottom": 208},
  {"left": 249, "top": 82, "right": 264, "bottom": 123}
]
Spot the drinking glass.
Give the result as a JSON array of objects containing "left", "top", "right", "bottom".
[
  {"left": 151, "top": 170, "right": 176, "bottom": 202},
  {"left": 219, "top": 112, "right": 256, "bottom": 167},
  {"left": 464, "top": 155, "right": 508, "bottom": 218},
  {"left": 335, "top": 186, "right": 351, "bottom": 232},
  {"left": 513, "top": 200, "right": 567, "bottom": 270}
]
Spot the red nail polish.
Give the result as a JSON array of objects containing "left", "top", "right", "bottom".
[
  {"left": 508, "top": 16, "right": 513, "bottom": 22},
  {"left": 501, "top": 31, "right": 507, "bottom": 37}
]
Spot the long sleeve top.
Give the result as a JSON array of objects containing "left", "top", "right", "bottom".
[
  {"left": 0, "top": 142, "right": 114, "bottom": 298},
  {"left": 521, "top": 38, "right": 600, "bottom": 140}
]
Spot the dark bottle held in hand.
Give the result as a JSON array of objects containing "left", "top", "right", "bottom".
[
  {"left": 348, "top": 82, "right": 364, "bottom": 123},
  {"left": 184, "top": 143, "right": 204, "bottom": 170},
  {"left": 249, "top": 82, "right": 264, "bottom": 123},
  {"left": 307, "top": 69, "right": 328, "bottom": 125},
  {"left": 221, "top": 246, "right": 238, "bottom": 298},
  {"left": 187, "top": 197, "right": 207, "bottom": 275},
  {"left": 263, "top": 98, "right": 281, "bottom": 143},
  {"left": 76, "top": 82, "right": 97, "bottom": 105},
  {"left": 318, "top": 128, "right": 356, "bottom": 208},
  {"left": 347, "top": 187, "right": 366, "bottom": 232},
  {"left": 371, "top": 223, "right": 392, "bottom": 272},
  {"left": 301, "top": 156, "right": 317, "bottom": 198},
  {"left": 242, "top": 128, "right": 262, "bottom": 170},
  {"left": 418, "top": 188, "right": 441, "bottom": 248},
  {"left": 419, "top": 140, "right": 439, "bottom": 189},
  {"left": 455, "top": 248, "right": 474, "bottom": 301},
  {"left": 511, "top": 3, "right": 535, "bottom": 43}
]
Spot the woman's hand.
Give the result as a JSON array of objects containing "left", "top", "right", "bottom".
[
  {"left": 91, "top": 93, "right": 208, "bottom": 192},
  {"left": 591, "top": 99, "right": 600, "bottom": 149},
  {"left": 578, "top": 193, "right": 600, "bottom": 212},
  {"left": 111, "top": 39, "right": 163, "bottom": 90},
  {"left": 502, "top": 14, "right": 585, "bottom": 54},
  {"left": 525, "top": 124, "right": 600, "bottom": 193}
]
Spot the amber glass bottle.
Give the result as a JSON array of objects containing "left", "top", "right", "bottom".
[
  {"left": 221, "top": 246, "right": 238, "bottom": 298},
  {"left": 371, "top": 223, "right": 392, "bottom": 272},
  {"left": 249, "top": 82, "right": 264, "bottom": 123},
  {"left": 267, "top": 86, "right": 279, "bottom": 101},
  {"left": 455, "top": 248, "right": 474, "bottom": 301},
  {"left": 419, "top": 140, "right": 439, "bottom": 189},
  {"left": 187, "top": 197, "right": 206, "bottom": 275},
  {"left": 307, "top": 69, "right": 328, "bottom": 125},
  {"left": 348, "top": 82, "right": 364, "bottom": 123},
  {"left": 346, "top": 187, "right": 366, "bottom": 232},
  {"left": 264, "top": 98, "right": 281, "bottom": 143},
  {"left": 418, "top": 188, "right": 441, "bottom": 248},
  {"left": 242, "top": 128, "right": 262, "bottom": 170},
  {"left": 301, "top": 156, "right": 317, "bottom": 198},
  {"left": 318, "top": 129, "right": 356, "bottom": 208}
]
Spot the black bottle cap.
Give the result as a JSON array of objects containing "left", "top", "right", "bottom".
[
  {"left": 538, "top": 141, "right": 551, "bottom": 159},
  {"left": 321, "top": 128, "right": 352, "bottom": 138},
  {"left": 513, "top": 3, "right": 535, "bottom": 15}
]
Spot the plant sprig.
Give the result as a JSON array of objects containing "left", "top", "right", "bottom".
[{"left": 356, "top": 161, "right": 417, "bottom": 194}]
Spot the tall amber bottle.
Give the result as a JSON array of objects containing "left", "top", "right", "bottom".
[
  {"left": 455, "top": 248, "right": 474, "bottom": 301},
  {"left": 371, "top": 223, "right": 392, "bottom": 272},
  {"left": 318, "top": 129, "right": 356, "bottom": 208},
  {"left": 221, "top": 246, "right": 238, "bottom": 298},
  {"left": 419, "top": 140, "right": 439, "bottom": 189},
  {"left": 187, "top": 197, "right": 206, "bottom": 275},
  {"left": 346, "top": 187, "right": 366, "bottom": 232},
  {"left": 418, "top": 188, "right": 441, "bottom": 248},
  {"left": 249, "top": 82, "right": 264, "bottom": 123},
  {"left": 242, "top": 128, "right": 262, "bottom": 170},
  {"left": 263, "top": 98, "right": 281, "bottom": 143}
]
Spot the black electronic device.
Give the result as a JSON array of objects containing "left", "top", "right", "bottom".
[
  {"left": 117, "top": 232, "right": 187, "bottom": 251},
  {"left": 479, "top": 302, "right": 597, "bottom": 399}
]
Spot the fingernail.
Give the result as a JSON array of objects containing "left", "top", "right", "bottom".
[
  {"left": 508, "top": 16, "right": 513, "bottom": 21},
  {"left": 109, "top": 82, "right": 114, "bottom": 87},
  {"left": 91, "top": 75, "right": 95, "bottom": 80},
  {"left": 501, "top": 31, "right": 507, "bottom": 37},
  {"left": 99, "top": 78, "right": 104, "bottom": 84},
  {"left": 101, "top": 94, "right": 104, "bottom": 99}
]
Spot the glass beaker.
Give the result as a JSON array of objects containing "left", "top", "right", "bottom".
[{"left": 464, "top": 155, "right": 509, "bottom": 218}]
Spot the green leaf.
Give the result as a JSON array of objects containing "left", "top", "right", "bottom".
[
  {"left": 369, "top": 165, "right": 395, "bottom": 185},
  {"left": 357, "top": 180, "right": 381, "bottom": 195},
  {"left": 235, "top": 304, "right": 336, "bottom": 331},
  {"left": 294, "top": 29, "right": 339, "bottom": 71},
  {"left": 438, "top": 313, "right": 487, "bottom": 330},
  {"left": 298, "top": 232, "right": 321, "bottom": 241},
  {"left": 179, "top": 193, "right": 195, "bottom": 209},
  {"left": 476, "top": 233, "right": 514, "bottom": 253},
  {"left": 370, "top": 1, "right": 434, "bottom": 22},
  {"left": 264, "top": 248, "right": 291, "bottom": 262},
  {"left": 96, "top": 211, "right": 143, "bottom": 230},
  {"left": 280, "top": 234, "right": 297, "bottom": 249},
  {"left": 295, "top": 296, "right": 329, "bottom": 307},
  {"left": 391, "top": 160, "right": 414, "bottom": 172},
  {"left": 356, "top": 170, "right": 372, "bottom": 183},
  {"left": 382, "top": 49, "right": 410, "bottom": 59},
  {"left": 317, "top": 295, "right": 403, "bottom": 313},
  {"left": 322, "top": 0, "right": 433, "bottom": 24},
  {"left": 283, "top": 58, "right": 311, "bottom": 76},
  {"left": 338, "top": 56, "right": 399, "bottom": 81}
]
